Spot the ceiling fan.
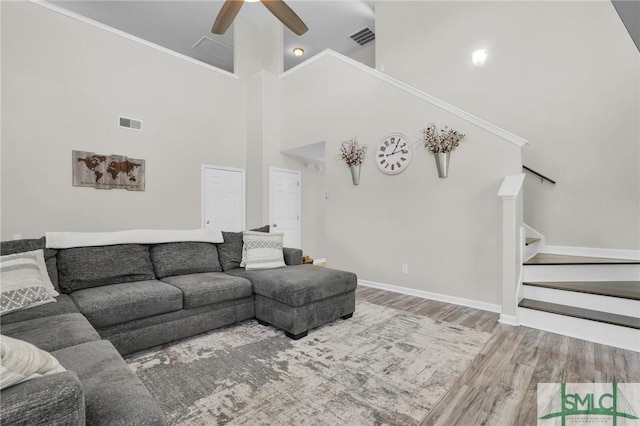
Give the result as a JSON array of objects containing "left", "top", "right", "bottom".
[{"left": 211, "top": 0, "right": 309, "bottom": 36}]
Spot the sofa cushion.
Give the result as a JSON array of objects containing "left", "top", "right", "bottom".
[
  {"left": 70, "top": 280, "right": 183, "bottom": 328},
  {"left": 226, "top": 265, "right": 358, "bottom": 307},
  {"left": 160, "top": 272, "right": 253, "bottom": 308},
  {"left": 218, "top": 225, "right": 269, "bottom": 271},
  {"left": 0, "top": 237, "right": 59, "bottom": 291},
  {"left": 150, "top": 242, "right": 222, "bottom": 278},
  {"left": 0, "top": 313, "right": 101, "bottom": 352},
  {"left": 0, "top": 254, "right": 55, "bottom": 315},
  {"left": 1, "top": 294, "right": 79, "bottom": 326},
  {"left": 53, "top": 340, "right": 165, "bottom": 426},
  {"left": 57, "top": 244, "right": 155, "bottom": 293},
  {"left": 0, "top": 335, "right": 66, "bottom": 390}
]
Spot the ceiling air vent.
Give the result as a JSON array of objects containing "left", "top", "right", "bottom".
[
  {"left": 192, "top": 36, "right": 233, "bottom": 67},
  {"left": 350, "top": 27, "right": 375, "bottom": 46}
]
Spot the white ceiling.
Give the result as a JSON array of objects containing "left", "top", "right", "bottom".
[{"left": 49, "top": 0, "right": 376, "bottom": 72}]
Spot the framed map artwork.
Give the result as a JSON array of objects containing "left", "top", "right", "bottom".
[{"left": 72, "top": 150, "right": 145, "bottom": 191}]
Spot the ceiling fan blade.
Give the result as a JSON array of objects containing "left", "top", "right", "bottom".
[
  {"left": 260, "top": 0, "right": 309, "bottom": 36},
  {"left": 212, "top": 0, "right": 244, "bottom": 35}
]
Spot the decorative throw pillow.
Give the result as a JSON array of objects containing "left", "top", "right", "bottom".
[
  {"left": 0, "top": 237, "right": 59, "bottom": 292},
  {"left": 218, "top": 226, "right": 270, "bottom": 271},
  {"left": 242, "top": 231, "right": 286, "bottom": 271},
  {"left": 1, "top": 250, "right": 58, "bottom": 297},
  {"left": 0, "top": 255, "right": 55, "bottom": 315},
  {"left": 0, "top": 335, "right": 66, "bottom": 390}
]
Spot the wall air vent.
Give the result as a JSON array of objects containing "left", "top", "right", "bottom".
[
  {"left": 349, "top": 27, "right": 375, "bottom": 46},
  {"left": 119, "top": 116, "right": 142, "bottom": 131}
]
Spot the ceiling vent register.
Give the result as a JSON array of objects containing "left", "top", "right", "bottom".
[
  {"left": 350, "top": 27, "right": 375, "bottom": 46},
  {"left": 192, "top": 36, "right": 233, "bottom": 66}
]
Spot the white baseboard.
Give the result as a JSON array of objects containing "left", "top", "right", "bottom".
[
  {"left": 499, "top": 314, "right": 520, "bottom": 326},
  {"left": 358, "top": 279, "right": 501, "bottom": 313},
  {"left": 540, "top": 245, "right": 640, "bottom": 261},
  {"left": 313, "top": 258, "right": 327, "bottom": 265}
]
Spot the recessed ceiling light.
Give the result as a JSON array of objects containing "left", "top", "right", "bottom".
[
  {"left": 245, "top": 0, "right": 260, "bottom": 3},
  {"left": 293, "top": 47, "right": 304, "bottom": 57},
  {"left": 472, "top": 49, "right": 488, "bottom": 67}
]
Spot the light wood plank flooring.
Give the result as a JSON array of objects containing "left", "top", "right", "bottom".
[{"left": 356, "top": 286, "right": 640, "bottom": 426}]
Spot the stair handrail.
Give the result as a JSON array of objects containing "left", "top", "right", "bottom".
[{"left": 523, "top": 165, "right": 556, "bottom": 184}]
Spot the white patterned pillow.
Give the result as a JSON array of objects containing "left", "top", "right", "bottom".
[
  {"left": 242, "top": 231, "right": 286, "bottom": 271},
  {"left": 0, "top": 335, "right": 66, "bottom": 390},
  {"left": 0, "top": 254, "right": 55, "bottom": 315},
  {"left": 1, "top": 250, "right": 58, "bottom": 297}
]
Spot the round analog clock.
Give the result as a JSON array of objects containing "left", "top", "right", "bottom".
[{"left": 375, "top": 133, "right": 412, "bottom": 175}]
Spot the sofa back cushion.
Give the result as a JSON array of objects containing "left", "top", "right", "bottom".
[
  {"left": 149, "top": 242, "right": 222, "bottom": 278},
  {"left": 0, "top": 237, "right": 59, "bottom": 292},
  {"left": 218, "top": 226, "right": 269, "bottom": 271},
  {"left": 57, "top": 244, "right": 155, "bottom": 293}
]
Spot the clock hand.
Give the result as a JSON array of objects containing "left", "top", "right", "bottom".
[
  {"left": 388, "top": 140, "right": 401, "bottom": 156},
  {"left": 386, "top": 147, "right": 407, "bottom": 156}
]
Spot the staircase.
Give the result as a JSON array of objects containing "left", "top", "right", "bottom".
[{"left": 519, "top": 252, "right": 640, "bottom": 352}]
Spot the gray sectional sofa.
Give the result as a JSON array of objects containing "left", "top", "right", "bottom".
[{"left": 0, "top": 230, "right": 357, "bottom": 425}]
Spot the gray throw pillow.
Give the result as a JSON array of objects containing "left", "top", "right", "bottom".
[
  {"left": 150, "top": 242, "right": 222, "bottom": 278},
  {"left": 57, "top": 244, "right": 155, "bottom": 293},
  {"left": 218, "top": 226, "right": 269, "bottom": 271}
]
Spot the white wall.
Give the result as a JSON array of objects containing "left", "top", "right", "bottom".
[
  {"left": 376, "top": 1, "right": 640, "bottom": 250},
  {"left": 280, "top": 55, "right": 522, "bottom": 306},
  {"left": 1, "top": 1, "right": 246, "bottom": 239},
  {"left": 347, "top": 42, "right": 375, "bottom": 68}
]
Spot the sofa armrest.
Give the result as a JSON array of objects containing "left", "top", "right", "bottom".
[
  {"left": 283, "top": 247, "right": 303, "bottom": 266},
  {"left": 0, "top": 371, "right": 85, "bottom": 425}
]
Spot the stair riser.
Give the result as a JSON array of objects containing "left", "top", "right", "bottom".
[
  {"left": 519, "top": 308, "right": 640, "bottom": 352},
  {"left": 523, "top": 264, "right": 640, "bottom": 282},
  {"left": 521, "top": 285, "right": 640, "bottom": 317}
]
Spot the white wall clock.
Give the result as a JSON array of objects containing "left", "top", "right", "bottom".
[{"left": 375, "top": 133, "right": 412, "bottom": 175}]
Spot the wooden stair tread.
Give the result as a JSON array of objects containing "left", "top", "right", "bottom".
[
  {"left": 523, "top": 281, "right": 640, "bottom": 300},
  {"left": 524, "top": 253, "right": 640, "bottom": 265},
  {"left": 518, "top": 298, "right": 640, "bottom": 329}
]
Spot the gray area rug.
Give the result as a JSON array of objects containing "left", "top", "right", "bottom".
[{"left": 127, "top": 301, "right": 492, "bottom": 425}]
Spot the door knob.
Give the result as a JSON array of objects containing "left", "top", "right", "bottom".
[
  {"left": 206, "top": 220, "right": 210, "bottom": 225},
  {"left": 272, "top": 224, "right": 277, "bottom": 228}
]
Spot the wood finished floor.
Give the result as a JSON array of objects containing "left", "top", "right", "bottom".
[{"left": 355, "top": 286, "right": 640, "bottom": 426}]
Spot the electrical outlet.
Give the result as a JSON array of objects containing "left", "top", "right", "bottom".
[{"left": 401, "top": 264, "right": 409, "bottom": 274}]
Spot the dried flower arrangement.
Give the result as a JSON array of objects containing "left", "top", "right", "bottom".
[
  {"left": 422, "top": 124, "right": 466, "bottom": 154},
  {"left": 340, "top": 137, "right": 366, "bottom": 166}
]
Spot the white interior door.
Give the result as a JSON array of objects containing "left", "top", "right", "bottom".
[
  {"left": 202, "top": 165, "right": 245, "bottom": 232},
  {"left": 269, "top": 168, "right": 301, "bottom": 248}
]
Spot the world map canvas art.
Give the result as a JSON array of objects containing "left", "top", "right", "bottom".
[{"left": 72, "top": 150, "right": 145, "bottom": 191}]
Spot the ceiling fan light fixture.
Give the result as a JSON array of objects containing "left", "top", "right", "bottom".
[{"left": 293, "top": 47, "right": 304, "bottom": 57}]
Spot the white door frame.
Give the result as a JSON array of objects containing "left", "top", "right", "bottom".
[
  {"left": 201, "top": 164, "right": 246, "bottom": 230},
  {"left": 269, "top": 167, "right": 301, "bottom": 248}
]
